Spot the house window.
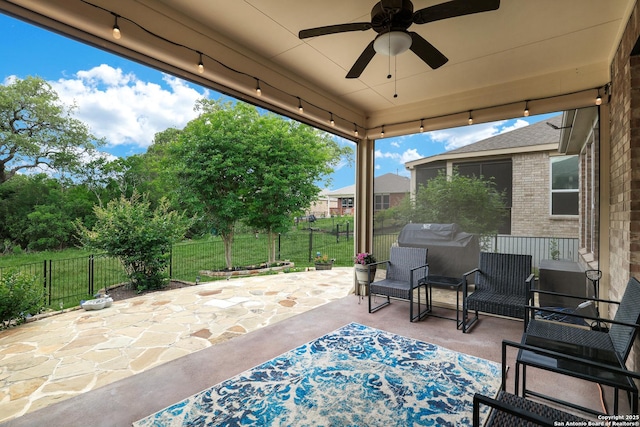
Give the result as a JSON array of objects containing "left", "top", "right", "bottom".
[
  {"left": 375, "top": 194, "right": 390, "bottom": 210},
  {"left": 550, "top": 155, "right": 579, "bottom": 215},
  {"left": 341, "top": 198, "right": 353, "bottom": 209}
]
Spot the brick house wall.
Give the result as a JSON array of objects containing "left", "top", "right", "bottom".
[
  {"left": 609, "top": 0, "right": 640, "bottom": 372},
  {"left": 388, "top": 192, "right": 407, "bottom": 209},
  {"left": 511, "top": 152, "right": 578, "bottom": 237}
]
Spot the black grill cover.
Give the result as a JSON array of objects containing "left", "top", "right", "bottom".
[{"left": 397, "top": 223, "right": 479, "bottom": 278}]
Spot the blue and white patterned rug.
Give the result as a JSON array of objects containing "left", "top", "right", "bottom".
[{"left": 133, "top": 323, "right": 501, "bottom": 426}]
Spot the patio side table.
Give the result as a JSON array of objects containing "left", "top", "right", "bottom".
[{"left": 422, "top": 275, "right": 464, "bottom": 329}]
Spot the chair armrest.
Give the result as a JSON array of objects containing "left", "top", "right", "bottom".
[
  {"left": 526, "top": 305, "right": 640, "bottom": 330},
  {"left": 524, "top": 288, "right": 621, "bottom": 329},
  {"left": 409, "top": 263, "right": 429, "bottom": 288},
  {"left": 462, "top": 268, "right": 480, "bottom": 296},
  {"left": 501, "top": 339, "right": 640, "bottom": 382},
  {"left": 472, "top": 393, "right": 555, "bottom": 427},
  {"left": 367, "top": 260, "right": 389, "bottom": 268},
  {"left": 463, "top": 267, "right": 480, "bottom": 278},
  {"left": 526, "top": 273, "right": 535, "bottom": 287},
  {"left": 529, "top": 289, "right": 621, "bottom": 306}
]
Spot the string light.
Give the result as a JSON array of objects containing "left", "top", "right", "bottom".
[
  {"left": 112, "top": 14, "right": 121, "bottom": 39},
  {"left": 524, "top": 101, "right": 530, "bottom": 117},
  {"left": 330, "top": 113, "right": 335, "bottom": 126},
  {"left": 380, "top": 125, "right": 385, "bottom": 138},
  {"left": 86, "top": 3, "right": 610, "bottom": 141},
  {"left": 255, "top": 79, "right": 261, "bottom": 96},
  {"left": 197, "top": 52, "right": 204, "bottom": 74}
]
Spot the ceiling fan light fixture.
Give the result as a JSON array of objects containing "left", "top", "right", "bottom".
[{"left": 373, "top": 31, "right": 412, "bottom": 56}]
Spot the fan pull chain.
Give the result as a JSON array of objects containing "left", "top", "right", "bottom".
[
  {"left": 387, "top": 31, "right": 392, "bottom": 79},
  {"left": 394, "top": 56, "right": 398, "bottom": 98}
]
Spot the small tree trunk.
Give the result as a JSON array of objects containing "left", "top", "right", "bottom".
[
  {"left": 221, "top": 231, "right": 234, "bottom": 269},
  {"left": 268, "top": 229, "right": 276, "bottom": 264}
]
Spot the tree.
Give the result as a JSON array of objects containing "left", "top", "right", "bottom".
[
  {"left": 75, "top": 192, "right": 191, "bottom": 292},
  {"left": 0, "top": 173, "right": 97, "bottom": 251},
  {"left": 172, "top": 99, "right": 352, "bottom": 267},
  {"left": 243, "top": 113, "right": 348, "bottom": 263},
  {"left": 397, "top": 170, "right": 507, "bottom": 237},
  {"left": 0, "top": 76, "right": 102, "bottom": 183}
]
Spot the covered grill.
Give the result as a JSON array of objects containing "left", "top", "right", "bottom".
[{"left": 397, "top": 223, "right": 480, "bottom": 279}]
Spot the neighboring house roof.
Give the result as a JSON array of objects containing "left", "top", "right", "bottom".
[
  {"left": 330, "top": 173, "right": 410, "bottom": 197},
  {"left": 316, "top": 189, "right": 337, "bottom": 201},
  {"left": 406, "top": 114, "right": 562, "bottom": 169}
]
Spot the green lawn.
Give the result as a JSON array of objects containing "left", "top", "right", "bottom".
[{"left": 0, "top": 222, "right": 362, "bottom": 309}]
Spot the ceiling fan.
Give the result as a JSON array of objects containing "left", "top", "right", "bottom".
[{"left": 299, "top": 0, "right": 500, "bottom": 78}]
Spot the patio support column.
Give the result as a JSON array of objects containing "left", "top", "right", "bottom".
[{"left": 354, "top": 137, "right": 375, "bottom": 295}]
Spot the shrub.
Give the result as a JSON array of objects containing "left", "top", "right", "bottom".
[
  {"left": 75, "top": 192, "right": 192, "bottom": 292},
  {"left": 0, "top": 270, "right": 45, "bottom": 329}
]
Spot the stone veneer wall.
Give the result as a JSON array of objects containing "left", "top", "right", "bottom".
[
  {"left": 609, "top": 0, "right": 640, "bottom": 372},
  {"left": 511, "top": 152, "right": 578, "bottom": 237}
]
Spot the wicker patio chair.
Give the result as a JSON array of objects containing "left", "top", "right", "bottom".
[
  {"left": 473, "top": 391, "right": 590, "bottom": 427},
  {"left": 367, "top": 246, "right": 429, "bottom": 322},
  {"left": 518, "top": 276, "right": 640, "bottom": 414},
  {"left": 473, "top": 339, "right": 640, "bottom": 426},
  {"left": 462, "top": 252, "right": 534, "bottom": 333}
]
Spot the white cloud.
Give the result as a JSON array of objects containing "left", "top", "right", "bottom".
[
  {"left": 400, "top": 148, "right": 422, "bottom": 163},
  {"left": 49, "top": 65, "right": 208, "bottom": 150},
  {"left": 429, "top": 119, "right": 530, "bottom": 151},
  {"left": 375, "top": 148, "right": 423, "bottom": 165}
]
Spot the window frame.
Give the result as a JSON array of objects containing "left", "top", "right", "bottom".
[{"left": 550, "top": 154, "right": 579, "bottom": 216}]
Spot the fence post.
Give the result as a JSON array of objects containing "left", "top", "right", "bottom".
[
  {"left": 87, "top": 255, "right": 94, "bottom": 295},
  {"left": 277, "top": 233, "right": 281, "bottom": 260},
  {"left": 169, "top": 246, "right": 173, "bottom": 279},
  {"left": 43, "top": 260, "right": 50, "bottom": 305},
  {"left": 308, "top": 228, "right": 313, "bottom": 262},
  {"left": 346, "top": 222, "right": 349, "bottom": 242},
  {"left": 336, "top": 224, "right": 340, "bottom": 243}
]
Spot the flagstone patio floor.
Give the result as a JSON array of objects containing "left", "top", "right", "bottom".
[
  {"left": 0, "top": 268, "right": 356, "bottom": 423},
  {"left": 0, "top": 267, "right": 628, "bottom": 426}
]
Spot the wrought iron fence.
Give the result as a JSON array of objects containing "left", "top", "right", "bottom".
[
  {"left": 372, "top": 232, "right": 578, "bottom": 271},
  {"left": 1, "top": 230, "right": 575, "bottom": 309},
  {"left": 0, "top": 229, "right": 355, "bottom": 309}
]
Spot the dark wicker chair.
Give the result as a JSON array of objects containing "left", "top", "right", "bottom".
[
  {"left": 462, "top": 252, "right": 534, "bottom": 333},
  {"left": 518, "top": 276, "right": 640, "bottom": 414},
  {"left": 473, "top": 391, "right": 590, "bottom": 427},
  {"left": 367, "top": 246, "right": 429, "bottom": 322},
  {"left": 473, "top": 339, "right": 640, "bottom": 426}
]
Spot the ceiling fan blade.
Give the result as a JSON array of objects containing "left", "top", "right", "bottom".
[
  {"left": 299, "top": 22, "right": 372, "bottom": 39},
  {"left": 413, "top": 0, "right": 500, "bottom": 25},
  {"left": 346, "top": 41, "right": 376, "bottom": 79},
  {"left": 409, "top": 32, "right": 448, "bottom": 69}
]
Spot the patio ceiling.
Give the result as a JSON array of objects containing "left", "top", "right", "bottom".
[{"left": 0, "top": 0, "right": 635, "bottom": 140}]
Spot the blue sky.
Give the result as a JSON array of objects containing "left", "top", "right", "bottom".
[{"left": 0, "top": 13, "right": 558, "bottom": 190}]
